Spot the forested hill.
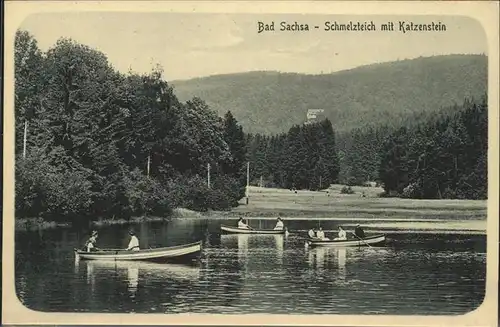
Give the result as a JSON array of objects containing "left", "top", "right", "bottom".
[{"left": 172, "top": 54, "right": 487, "bottom": 135}]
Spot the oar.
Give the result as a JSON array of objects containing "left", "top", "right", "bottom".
[
  {"left": 350, "top": 231, "right": 372, "bottom": 248},
  {"left": 246, "top": 219, "right": 254, "bottom": 230}
]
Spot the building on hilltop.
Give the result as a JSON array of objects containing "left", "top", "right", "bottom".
[{"left": 305, "top": 109, "right": 325, "bottom": 125}]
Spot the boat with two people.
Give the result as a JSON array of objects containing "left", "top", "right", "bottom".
[
  {"left": 221, "top": 216, "right": 288, "bottom": 235},
  {"left": 75, "top": 229, "right": 202, "bottom": 262}
]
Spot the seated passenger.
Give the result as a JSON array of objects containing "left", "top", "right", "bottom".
[
  {"left": 316, "top": 227, "right": 329, "bottom": 240},
  {"left": 126, "top": 230, "right": 140, "bottom": 251},
  {"left": 333, "top": 226, "right": 347, "bottom": 241},
  {"left": 238, "top": 217, "right": 250, "bottom": 229},
  {"left": 308, "top": 228, "right": 316, "bottom": 239},
  {"left": 274, "top": 217, "right": 285, "bottom": 230}
]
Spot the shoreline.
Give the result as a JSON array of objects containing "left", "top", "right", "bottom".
[
  {"left": 15, "top": 213, "right": 487, "bottom": 234},
  {"left": 14, "top": 185, "right": 487, "bottom": 232},
  {"left": 15, "top": 208, "right": 204, "bottom": 232}
]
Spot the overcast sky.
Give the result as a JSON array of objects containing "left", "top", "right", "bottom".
[{"left": 19, "top": 13, "right": 488, "bottom": 81}]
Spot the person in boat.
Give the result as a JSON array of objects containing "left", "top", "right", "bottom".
[
  {"left": 316, "top": 227, "right": 329, "bottom": 240},
  {"left": 84, "top": 230, "right": 99, "bottom": 252},
  {"left": 354, "top": 224, "right": 366, "bottom": 239},
  {"left": 308, "top": 228, "right": 316, "bottom": 239},
  {"left": 334, "top": 226, "right": 347, "bottom": 241},
  {"left": 126, "top": 229, "right": 140, "bottom": 251},
  {"left": 274, "top": 217, "right": 285, "bottom": 230},
  {"left": 238, "top": 217, "right": 250, "bottom": 229}
]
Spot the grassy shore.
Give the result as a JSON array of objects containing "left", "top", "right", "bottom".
[
  {"left": 211, "top": 185, "right": 487, "bottom": 220},
  {"left": 15, "top": 185, "right": 487, "bottom": 231}
]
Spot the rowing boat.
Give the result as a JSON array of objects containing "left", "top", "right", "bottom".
[
  {"left": 74, "top": 240, "right": 202, "bottom": 262},
  {"left": 220, "top": 224, "right": 286, "bottom": 235},
  {"left": 306, "top": 234, "right": 386, "bottom": 247}
]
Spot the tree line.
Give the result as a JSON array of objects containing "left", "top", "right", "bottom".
[
  {"left": 245, "top": 119, "right": 340, "bottom": 190},
  {"left": 15, "top": 30, "right": 247, "bottom": 222},
  {"left": 378, "top": 97, "right": 487, "bottom": 199}
]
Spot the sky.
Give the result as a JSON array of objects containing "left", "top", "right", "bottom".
[{"left": 18, "top": 12, "right": 488, "bottom": 81}]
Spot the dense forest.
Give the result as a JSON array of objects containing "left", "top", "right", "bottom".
[
  {"left": 378, "top": 97, "right": 488, "bottom": 199},
  {"left": 15, "top": 30, "right": 248, "bottom": 222},
  {"left": 172, "top": 55, "right": 487, "bottom": 135},
  {"left": 246, "top": 97, "right": 488, "bottom": 200},
  {"left": 246, "top": 119, "right": 340, "bottom": 190}
]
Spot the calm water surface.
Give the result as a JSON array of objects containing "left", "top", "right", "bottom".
[{"left": 15, "top": 219, "right": 486, "bottom": 315}]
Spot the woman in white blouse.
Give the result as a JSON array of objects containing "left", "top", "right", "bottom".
[{"left": 126, "top": 230, "right": 140, "bottom": 251}]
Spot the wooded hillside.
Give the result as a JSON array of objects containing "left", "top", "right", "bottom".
[{"left": 172, "top": 55, "right": 487, "bottom": 135}]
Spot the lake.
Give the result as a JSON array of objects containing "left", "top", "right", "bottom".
[{"left": 15, "top": 218, "right": 486, "bottom": 315}]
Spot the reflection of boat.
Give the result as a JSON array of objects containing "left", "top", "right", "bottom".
[
  {"left": 337, "top": 248, "right": 346, "bottom": 269},
  {"left": 307, "top": 247, "right": 347, "bottom": 281},
  {"left": 127, "top": 266, "right": 139, "bottom": 298},
  {"left": 221, "top": 224, "right": 286, "bottom": 235},
  {"left": 220, "top": 234, "right": 284, "bottom": 265},
  {"left": 274, "top": 235, "right": 284, "bottom": 263},
  {"left": 237, "top": 234, "right": 250, "bottom": 265},
  {"left": 337, "top": 248, "right": 346, "bottom": 282},
  {"left": 74, "top": 240, "right": 202, "bottom": 261},
  {"left": 306, "top": 234, "right": 386, "bottom": 247},
  {"left": 85, "top": 260, "right": 201, "bottom": 281}
]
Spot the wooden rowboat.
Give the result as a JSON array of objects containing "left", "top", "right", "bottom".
[
  {"left": 220, "top": 224, "right": 286, "bottom": 235},
  {"left": 306, "top": 234, "right": 386, "bottom": 247},
  {"left": 74, "top": 240, "right": 202, "bottom": 262}
]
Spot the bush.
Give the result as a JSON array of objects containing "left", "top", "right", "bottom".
[
  {"left": 16, "top": 148, "right": 94, "bottom": 222},
  {"left": 165, "top": 174, "right": 242, "bottom": 212},
  {"left": 401, "top": 183, "right": 418, "bottom": 198},
  {"left": 340, "top": 185, "right": 355, "bottom": 194},
  {"left": 123, "top": 168, "right": 172, "bottom": 217}
]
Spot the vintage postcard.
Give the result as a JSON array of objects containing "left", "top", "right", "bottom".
[{"left": 3, "top": 1, "right": 499, "bottom": 326}]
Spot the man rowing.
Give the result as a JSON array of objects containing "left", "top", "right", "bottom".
[
  {"left": 354, "top": 224, "right": 366, "bottom": 239},
  {"left": 84, "top": 230, "right": 99, "bottom": 252}
]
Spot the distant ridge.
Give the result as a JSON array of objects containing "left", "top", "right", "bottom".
[{"left": 171, "top": 54, "right": 487, "bottom": 134}]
